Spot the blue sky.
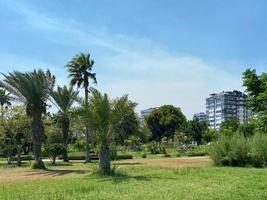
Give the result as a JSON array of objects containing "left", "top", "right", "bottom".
[{"left": 0, "top": 0, "right": 266, "bottom": 118}]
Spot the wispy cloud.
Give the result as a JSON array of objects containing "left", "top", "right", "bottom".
[{"left": 0, "top": 1, "right": 245, "bottom": 118}]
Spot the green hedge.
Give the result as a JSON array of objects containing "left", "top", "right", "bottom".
[{"left": 115, "top": 153, "right": 133, "bottom": 160}]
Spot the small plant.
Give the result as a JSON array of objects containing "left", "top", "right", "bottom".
[
  {"left": 141, "top": 153, "right": 147, "bottom": 158},
  {"left": 44, "top": 144, "right": 66, "bottom": 165},
  {"left": 146, "top": 142, "right": 166, "bottom": 154},
  {"left": 162, "top": 154, "right": 171, "bottom": 158}
]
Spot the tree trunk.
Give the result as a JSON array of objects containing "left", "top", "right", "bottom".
[
  {"left": 62, "top": 116, "right": 70, "bottom": 162},
  {"left": 85, "top": 131, "right": 91, "bottom": 163},
  {"left": 17, "top": 148, "right": 22, "bottom": 167},
  {"left": 84, "top": 84, "right": 91, "bottom": 163},
  {"left": 1, "top": 104, "right": 4, "bottom": 123},
  {"left": 31, "top": 113, "right": 45, "bottom": 169},
  {"left": 52, "top": 156, "right": 56, "bottom": 165},
  {"left": 99, "top": 143, "right": 111, "bottom": 175}
]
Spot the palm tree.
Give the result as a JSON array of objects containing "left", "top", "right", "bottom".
[
  {"left": 0, "top": 89, "right": 11, "bottom": 120},
  {"left": 89, "top": 90, "right": 113, "bottom": 174},
  {"left": 0, "top": 69, "right": 55, "bottom": 169},
  {"left": 50, "top": 85, "right": 78, "bottom": 161},
  {"left": 66, "top": 52, "right": 97, "bottom": 162}
]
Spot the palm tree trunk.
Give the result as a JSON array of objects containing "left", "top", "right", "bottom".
[
  {"left": 1, "top": 104, "right": 4, "bottom": 123},
  {"left": 84, "top": 84, "right": 91, "bottom": 163},
  {"left": 31, "top": 113, "right": 45, "bottom": 169},
  {"left": 99, "top": 142, "right": 111, "bottom": 175},
  {"left": 62, "top": 116, "right": 69, "bottom": 162}
]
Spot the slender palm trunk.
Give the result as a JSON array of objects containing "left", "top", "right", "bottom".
[
  {"left": 84, "top": 84, "right": 91, "bottom": 163},
  {"left": 62, "top": 116, "right": 70, "bottom": 162},
  {"left": 99, "top": 142, "right": 111, "bottom": 174},
  {"left": 1, "top": 104, "right": 4, "bottom": 123},
  {"left": 31, "top": 112, "right": 45, "bottom": 169}
]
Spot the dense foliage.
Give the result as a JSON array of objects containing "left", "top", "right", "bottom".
[{"left": 145, "top": 105, "right": 186, "bottom": 141}]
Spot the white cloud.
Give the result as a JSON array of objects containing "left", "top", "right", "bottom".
[{"left": 0, "top": 1, "right": 245, "bottom": 119}]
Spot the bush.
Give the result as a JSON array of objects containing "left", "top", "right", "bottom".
[
  {"left": 209, "top": 133, "right": 267, "bottom": 167},
  {"left": 115, "top": 153, "right": 133, "bottom": 160},
  {"left": 141, "top": 153, "right": 147, "bottom": 158},
  {"left": 146, "top": 142, "right": 165, "bottom": 154},
  {"left": 250, "top": 133, "right": 267, "bottom": 167},
  {"left": 162, "top": 154, "right": 171, "bottom": 158},
  {"left": 68, "top": 155, "right": 86, "bottom": 160},
  {"left": 44, "top": 143, "right": 66, "bottom": 165}
]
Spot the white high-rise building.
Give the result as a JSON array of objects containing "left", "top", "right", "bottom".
[{"left": 206, "top": 90, "right": 249, "bottom": 130}]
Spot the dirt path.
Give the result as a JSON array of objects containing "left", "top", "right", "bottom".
[
  {"left": 0, "top": 164, "right": 89, "bottom": 184},
  {"left": 115, "top": 156, "right": 211, "bottom": 169}
]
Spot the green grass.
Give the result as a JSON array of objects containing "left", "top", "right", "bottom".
[{"left": 0, "top": 163, "right": 267, "bottom": 199}]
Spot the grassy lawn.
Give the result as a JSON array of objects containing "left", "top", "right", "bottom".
[{"left": 0, "top": 157, "right": 266, "bottom": 200}]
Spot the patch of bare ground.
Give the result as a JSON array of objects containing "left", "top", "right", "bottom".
[
  {"left": 0, "top": 164, "right": 89, "bottom": 184},
  {"left": 115, "top": 156, "right": 211, "bottom": 169}
]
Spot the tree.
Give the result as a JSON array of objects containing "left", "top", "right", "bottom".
[
  {"left": 66, "top": 53, "right": 96, "bottom": 163},
  {"left": 243, "top": 68, "right": 267, "bottom": 131},
  {"left": 202, "top": 128, "right": 217, "bottom": 144},
  {"left": 50, "top": 85, "right": 78, "bottom": 161},
  {"left": 145, "top": 105, "right": 187, "bottom": 141},
  {"left": 220, "top": 117, "right": 240, "bottom": 136},
  {"left": 0, "top": 106, "right": 31, "bottom": 166},
  {"left": 186, "top": 119, "right": 208, "bottom": 145},
  {"left": 89, "top": 90, "right": 113, "bottom": 174},
  {"left": 0, "top": 89, "right": 11, "bottom": 120},
  {"left": 44, "top": 124, "right": 66, "bottom": 165},
  {"left": 0, "top": 69, "right": 55, "bottom": 169},
  {"left": 112, "top": 95, "right": 139, "bottom": 145}
]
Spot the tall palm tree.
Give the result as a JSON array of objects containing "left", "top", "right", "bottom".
[
  {"left": 0, "top": 69, "right": 55, "bottom": 169},
  {"left": 50, "top": 85, "right": 78, "bottom": 161},
  {"left": 0, "top": 89, "right": 11, "bottom": 120},
  {"left": 66, "top": 53, "right": 97, "bottom": 162}
]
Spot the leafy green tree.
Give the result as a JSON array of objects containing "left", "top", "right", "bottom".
[
  {"left": 0, "top": 89, "right": 11, "bottom": 120},
  {"left": 238, "top": 119, "right": 258, "bottom": 137},
  {"left": 112, "top": 95, "right": 139, "bottom": 145},
  {"left": 50, "top": 85, "right": 78, "bottom": 161},
  {"left": 0, "top": 69, "right": 55, "bottom": 169},
  {"left": 0, "top": 106, "right": 31, "bottom": 166},
  {"left": 44, "top": 124, "right": 66, "bottom": 165},
  {"left": 220, "top": 117, "right": 240, "bottom": 136},
  {"left": 66, "top": 53, "right": 96, "bottom": 163},
  {"left": 186, "top": 119, "right": 208, "bottom": 145},
  {"left": 145, "top": 105, "right": 187, "bottom": 141},
  {"left": 243, "top": 68, "right": 267, "bottom": 131},
  {"left": 202, "top": 128, "right": 217, "bottom": 144}
]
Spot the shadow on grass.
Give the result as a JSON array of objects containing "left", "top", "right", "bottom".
[{"left": 23, "top": 168, "right": 89, "bottom": 177}]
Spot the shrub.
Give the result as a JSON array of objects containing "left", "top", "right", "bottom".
[
  {"left": 209, "top": 133, "right": 267, "bottom": 167},
  {"left": 250, "top": 133, "right": 267, "bottom": 167},
  {"left": 68, "top": 155, "right": 85, "bottom": 160},
  {"left": 162, "top": 154, "right": 171, "bottom": 158},
  {"left": 115, "top": 153, "right": 133, "bottom": 160},
  {"left": 141, "top": 153, "right": 147, "bottom": 158},
  {"left": 146, "top": 142, "right": 165, "bottom": 154},
  {"left": 44, "top": 144, "right": 66, "bottom": 165}
]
